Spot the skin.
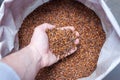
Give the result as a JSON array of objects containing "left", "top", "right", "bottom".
[{"left": 0, "top": 23, "right": 79, "bottom": 80}]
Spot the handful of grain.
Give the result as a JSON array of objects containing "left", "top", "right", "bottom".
[{"left": 46, "top": 28, "right": 78, "bottom": 59}]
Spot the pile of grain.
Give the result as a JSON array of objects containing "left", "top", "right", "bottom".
[
  {"left": 46, "top": 28, "right": 79, "bottom": 59},
  {"left": 18, "top": 0, "right": 106, "bottom": 79}
]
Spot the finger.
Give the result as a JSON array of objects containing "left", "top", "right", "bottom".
[
  {"left": 75, "top": 31, "right": 79, "bottom": 37},
  {"left": 56, "top": 55, "right": 60, "bottom": 61},
  {"left": 68, "top": 47, "right": 77, "bottom": 55},
  {"left": 57, "top": 26, "right": 75, "bottom": 31},
  {"left": 74, "top": 38, "right": 79, "bottom": 44},
  {"left": 38, "top": 23, "right": 55, "bottom": 31}
]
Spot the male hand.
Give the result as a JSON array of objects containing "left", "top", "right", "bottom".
[{"left": 29, "top": 23, "right": 79, "bottom": 68}]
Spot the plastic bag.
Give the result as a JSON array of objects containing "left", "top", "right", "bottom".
[{"left": 0, "top": 0, "right": 120, "bottom": 80}]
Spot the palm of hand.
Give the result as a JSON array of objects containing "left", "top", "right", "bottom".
[{"left": 29, "top": 23, "right": 79, "bottom": 67}]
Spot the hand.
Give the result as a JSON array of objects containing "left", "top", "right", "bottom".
[
  {"left": 29, "top": 23, "right": 57, "bottom": 68},
  {"left": 28, "top": 23, "right": 79, "bottom": 68}
]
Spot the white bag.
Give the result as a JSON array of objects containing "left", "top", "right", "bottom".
[{"left": 0, "top": 0, "right": 120, "bottom": 80}]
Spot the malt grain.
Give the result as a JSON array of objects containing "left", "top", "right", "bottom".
[
  {"left": 18, "top": 0, "right": 106, "bottom": 79},
  {"left": 46, "top": 28, "right": 78, "bottom": 59}
]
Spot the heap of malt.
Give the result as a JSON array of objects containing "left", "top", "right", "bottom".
[
  {"left": 18, "top": 0, "right": 106, "bottom": 79},
  {"left": 46, "top": 28, "right": 78, "bottom": 59}
]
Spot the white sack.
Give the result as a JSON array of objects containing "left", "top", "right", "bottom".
[{"left": 0, "top": 0, "right": 120, "bottom": 80}]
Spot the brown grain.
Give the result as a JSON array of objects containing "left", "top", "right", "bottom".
[
  {"left": 46, "top": 28, "right": 78, "bottom": 59},
  {"left": 18, "top": 0, "right": 106, "bottom": 80}
]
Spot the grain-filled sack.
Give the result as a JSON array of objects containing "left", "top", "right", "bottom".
[
  {"left": 19, "top": 0, "right": 105, "bottom": 79},
  {"left": 0, "top": 0, "right": 120, "bottom": 80}
]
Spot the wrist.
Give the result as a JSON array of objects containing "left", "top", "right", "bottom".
[
  {"left": 27, "top": 45, "right": 41, "bottom": 62},
  {"left": 26, "top": 45, "right": 43, "bottom": 71},
  {"left": 27, "top": 44, "right": 48, "bottom": 69}
]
